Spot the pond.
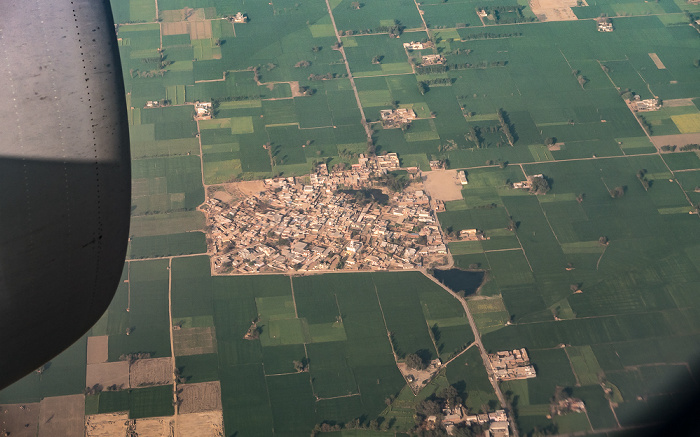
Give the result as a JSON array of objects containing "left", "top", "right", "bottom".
[{"left": 431, "top": 268, "right": 484, "bottom": 296}]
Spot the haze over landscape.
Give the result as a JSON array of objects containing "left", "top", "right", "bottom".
[{"left": 3, "top": 0, "right": 700, "bottom": 435}]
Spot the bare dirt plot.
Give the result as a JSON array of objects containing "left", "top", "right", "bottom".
[
  {"left": 663, "top": 99, "right": 695, "bottom": 108},
  {"left": 648, "top": 53, "right": 666, "bottom": 69},
  {"left": 190, "top": 20, "right": 213, "bottom": 40},
  {"left": 38, "top": 394, "right": 84, "bottom": 437},
  {"left": 229, "top": 180, "right": 266, "bottom": 196},
  {"left": 529, "top": 0, "right": 582, "bottom": 21},
  {"left": 177, "top": 411, "right": 224, "bottom": 437},
  {"left": 130, "top": 357, "right": 173, "bottom": 387},
  {"left": 178, "top": 381, "right": 222, "bottom": 414},
  {"left": 134, "top": 416, "right": 173, "bottom": 436},
  {"left": 162, "top": 21, "right": 190, "bottom": 36},
  {"left": 173, "top": 327, "right": 217, "bottom": 356},
  {"left": 87, "top": 335, "right": 109, "bottom": 364},
  {"left": 289, "top": 81, "right": 304, "bottom": 97},
  {"left": 212, "top": 190, "right": 233, "bottom": 203},
  {"left": 423, "top": 170, "right": 464, "bottom": 201},
  {"left": 0, "top": 403, "right": 39, "bottom": 437},
  {"left": 86, "top": 361, "right": 130, "bottom": 389},
  {"left": 651, "top": 133, "right": 700, "bottom": 149},
  {"left": 85, "top": 412, "right": 128, "bottom": 437}
]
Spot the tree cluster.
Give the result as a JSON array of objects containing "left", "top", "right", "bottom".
[
  {"left": 609, "top": 186, "right": 625, "bottom": 198},
  {"left": 294, "top": 60, "right": 311, "bottom": 68},
  {"left": 636, "top": 169, "right": 651, "bottom": 190},
  {"left": 497, "top": 108, "right": 515, "bottom": 146},
  {"left": 308, "top": 72, "right": 346, "bottom": 80},
  {"left": 460, "top": 31, "right": 523, "bottom": 41},
  {"left": 405, "top": 352, "right": 426, "bottom": 370},
  {"left": 479, "top": 5, "right": 535, "bottom": 24},
  {"left": 529, "top": 176, "right": 551, "bottom": 195}
]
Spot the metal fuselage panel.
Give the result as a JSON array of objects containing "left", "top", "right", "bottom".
[{"left": 0, "top": 0, "right": 130, "bottom": 388}]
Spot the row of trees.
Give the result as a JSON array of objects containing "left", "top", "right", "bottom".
[{"left": 497, "top": 108, "right": 515, "bottom": 146}]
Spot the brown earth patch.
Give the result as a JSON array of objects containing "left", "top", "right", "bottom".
[
  {"left": 529, "top": 0, "right": 582, "bottom": 21},
  {"left": 423, "top": 170, "right": 464, "bottom": 201},
  {"left": 162, "top": 21, "right": 190, "bottom": 36},
  {"left": 0, "top": 403, "right": 39, "bottom": 437},
  {"left": 663, "top": 98, "right": 695, "bottom": 108},
  {"left": 178, "top": 381, "right": 222, "bottom": 414},
  {"left": 177, "top": 411, "right": 224, "bottom": 437},
  {"left": 38, "top": 394, "right": 84, "bottom": 437},
  {"left": 134, "top": 416, "right": 173, "bottom": 436},
  {"left": 228, "top": 180, "right": 266, "bottom": 197},
  {"left": 85, "top": 412, "right": 128, "bottom": 437},
  {"left": 651, "top": 133, "right": 700, "bottom": 149},
  {"left": 289, "top": 81, "right": 304, "bottom": 97},
  {"left": 86, "top": 361, "right": 130, "bottom": 389},
  {"left": 648, "top": 53, "right": 666, "bottom": 69},
  {"left": 130, "top": 357, "right": 173, "bottom": 387},
  {"left": 174, "top": 327, "right": 217, "bottom": 356},
  {"left": 190, "top": 20, "right": 213, "bottom": 39},
  {"left": 87, "top": 335, "right": 109, "bottom": 364}
]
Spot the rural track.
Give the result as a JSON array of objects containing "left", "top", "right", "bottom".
[
  {"left": 420, "top": 269, "right": 520, "bottom": 437},
  {"left": 322, "top": 0, "right": 373, "bottom": 143}
]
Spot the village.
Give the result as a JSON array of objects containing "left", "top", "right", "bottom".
[{"left": 204, "top": 153, "right": 452, "bottom": 274}]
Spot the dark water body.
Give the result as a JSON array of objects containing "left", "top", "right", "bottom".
[
  {"left": 338, "top": 188, "right": 389, "bottom": 205},
  {"left": 431, "top": 268, "right": 485, "bottom": 296}
]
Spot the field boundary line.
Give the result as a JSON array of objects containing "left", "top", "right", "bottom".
[
  {"left": 167, "top": 257, "right": 179, "bottom": 433},
  {"left": 315, "top": 392, "right": 361, "bottom": 402},
  {"left": 562, "top": 347, "right": 581, "bottom": 386},
  {"left": 425, "top": 320, "right": 441, "bottom": 359},
  {"left": 442, "top": 342, "right": 475, "bottom": 367}
]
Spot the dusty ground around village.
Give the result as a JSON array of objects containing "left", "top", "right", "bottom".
[
  {"left": 179, "top": 381, "right": 223, "bottom": 414},
  {"left": 423, "top": 170, "right": 464, "bottom": 201},
  {"left": 174, "top": 326, "right": 218, "bottom": 356},
  {"left": 529, "top": 0, "right": 584, "bottom": 21},
  {"left": 130, "top": 357, "right": 173, "bottom": 387},
  {"left": 396, "top": 362, "right": 441, "bottom": 394}
]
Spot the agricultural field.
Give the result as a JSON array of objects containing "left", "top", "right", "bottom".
[{"left": 3, "top": 0, "right": 700, "bottom": 436}]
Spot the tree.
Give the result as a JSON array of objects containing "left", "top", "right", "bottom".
[
  {"left": 609, "top": 186, "right": 625, "bottom": 198},
  {"left": 311, "top": 46, "right": 321, "bottom": 53},
  {"left": 371, "top": 55, "right": 383, "bottom": 64},
  {"left": 440, "top": 385, "right": 461, "bottom": 409},
  {"left": 599, "top": 236, "right": 609, "bottom": 246},
  {"left": 405, "top": 353, "right": 426, "bottom": 370},
  {"left": 576, "top": 193, "right": 585, "bottom": 203},
  {"left": 506, "top": 216, "right": 518, "bottom": 232},
  {"left": 577, "top": 74, "right": 588, "bottom": 88},
  {"left": 416, "top": 399, "right": 442, "bottom": 417},
  {"left": 351, "top": 1, "right": 362, "bottom": 8},
  {"left": 529, "top": 176, "right": 551, "bottom": 195},
  {"left": 544, "top": 137, "right": 556, "bottom": 146}
]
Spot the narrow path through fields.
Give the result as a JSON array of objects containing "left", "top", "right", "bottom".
[
  {"left": 166, "top": 258, "right": 179, "bottom": 433},
  {"left": 322, "top": 0, "right": 373, "bottom": 143},
  {"left": 420, "top": 270, "right": 520, "bottom": 437}
]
